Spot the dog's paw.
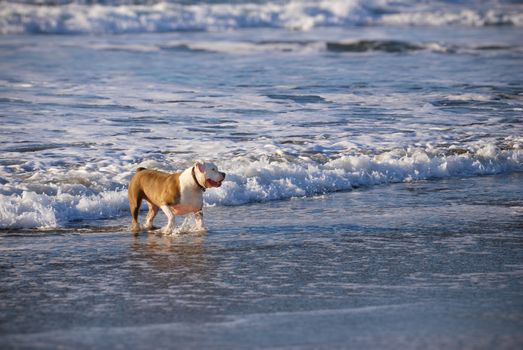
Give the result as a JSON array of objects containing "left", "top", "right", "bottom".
[
  {"left": 160, "top": 226, "right": 173, "bottom": 235},
  {"left": 172, "top": 227, "right": 187, "bottom": 235}
]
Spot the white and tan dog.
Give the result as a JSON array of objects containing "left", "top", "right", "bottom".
[{"left": 128, "top": 161, "right": 225, "bottom": 234}]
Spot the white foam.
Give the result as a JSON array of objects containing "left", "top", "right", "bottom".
[
  {"left": 378, "top": 8, "right": 523, "bottom": 27},
  {"left": 0, "top": 191, "right": 57, "bottom": 229},
  {"left": 210, "top": 144, "right": 523, "bottom": 205},
  {"left": 445, "top": 93, "right": 492, "bottom": 102},
  {"left": 0, "top": 1, "right": 363, "bottom": 35},
  {"left": 0, "top": 189, "right": 128, "bottom": 229},
  {"left": 1, "top": 143, "right": 521, "bottom": 229},
  {"left": 1, "top": 1, "right": 522, "bottom": 35}
]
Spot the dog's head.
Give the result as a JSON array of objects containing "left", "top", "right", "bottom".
[{"left": 195, "top": 161, "right": 226, "bottom": 188}]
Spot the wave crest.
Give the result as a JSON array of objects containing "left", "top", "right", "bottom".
[
  {"left": 1, "top": 1, "right": 523, "bottom": 35},
  {"left": 2, "top": 143, "right": 520, "bottom": 229}
]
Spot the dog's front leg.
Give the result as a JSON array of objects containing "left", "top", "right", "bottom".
[
  {"left": 194, "top": 210, "right": 205, "bottom": 231},
  {"left": 160, "top": 205, "right": 175, "bottom": 234}
]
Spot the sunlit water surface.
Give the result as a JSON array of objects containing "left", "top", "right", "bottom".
[{"left": 1, "top": 174, "right": 522, "bottom": 349}]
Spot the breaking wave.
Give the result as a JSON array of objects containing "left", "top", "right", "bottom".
[
  {"left": 1, "top": 0, "right": 523, "bottom": 35},
  {"left": 1, "top": 143, "right": 521, "bottom": 229},
  {"left": 81, "top": 39, "right": 522, "bottom": 55}
]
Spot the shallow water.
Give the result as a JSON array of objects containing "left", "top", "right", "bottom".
[
  {"left": 1, "top": 1, "right": 523, "bottom": 348},
  {"left": 1, "top": 174, "right": 522, "bottom": 349},
  {"left": 1, "top": 23, "right": 523, "bottom": 228}
]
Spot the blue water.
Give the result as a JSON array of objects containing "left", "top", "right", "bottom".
[
  {"left": 0, "top": 0, "right": 523, "bottom": 348},
  {"left": 1, "top": 24, "right": 522, "bottom": 228}
]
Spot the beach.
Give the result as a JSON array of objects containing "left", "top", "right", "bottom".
[
  {"left": 1, "top": 0, "right": 523, "bottom": 348},
  {"left": 1, "top": 173, "right": 523, "bottom": 349}
]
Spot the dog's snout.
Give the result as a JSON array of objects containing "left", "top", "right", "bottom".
[{"left": 221, "top": 172, "right": 226, "bottom": 179}]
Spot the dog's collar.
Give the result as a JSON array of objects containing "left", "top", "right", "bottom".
[{"left": 192, "top": 166, "right": 206, "bottom": 192}]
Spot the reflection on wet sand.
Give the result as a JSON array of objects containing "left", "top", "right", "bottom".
[{"left": 128, "top": 233, "right": 212, "bottom": 294}]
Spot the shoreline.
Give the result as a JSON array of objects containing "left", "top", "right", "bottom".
[
  {"left": 1, "top": 173, "right": 522, "bottom": 349},
  {"left": 1, "top": 171, "right": 522, "bottom": 235}
]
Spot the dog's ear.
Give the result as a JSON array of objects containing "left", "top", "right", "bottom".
[{"left": 195, "top": 161, "right": 205, "bottom": 173}]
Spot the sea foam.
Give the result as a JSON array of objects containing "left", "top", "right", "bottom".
[
  {"left": 1, "top": 0, "right": 522, "bottom": 35},
  {"left": 1, "top": 144, "right": 521, "bottom": 229}
]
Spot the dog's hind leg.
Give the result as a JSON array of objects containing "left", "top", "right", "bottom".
[
  {"left": 129, "top": 190, "right": 143, "bottom": 233},
  {"left": 144, "top": 201, "right": 159, "bottom": 230}
]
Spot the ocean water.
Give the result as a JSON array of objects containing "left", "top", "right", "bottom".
[
  {"left": 1, "top": 174, "right": 522, "bottom": 348},
  {"left": 1, "top": 0, "right": 523, "bottom": 230},
  {"left": 0, "top": 0, "right": 523, "bottom": 348}
]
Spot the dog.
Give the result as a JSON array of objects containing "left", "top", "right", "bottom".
[{"left": 128, "top": 161, "right": 226, "bottom": 234}]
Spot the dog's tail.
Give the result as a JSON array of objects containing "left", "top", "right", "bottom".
[{"left": 136, "top": 167, "right": 147, "bottom": 172}]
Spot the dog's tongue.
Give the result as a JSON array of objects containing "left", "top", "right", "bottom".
[{"left": 206, "top": 179, "right": 222, "bottom": 188}]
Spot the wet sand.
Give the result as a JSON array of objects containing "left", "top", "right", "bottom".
[{"left": 1, "top": 173, "right": 522, "bottom": 349}]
